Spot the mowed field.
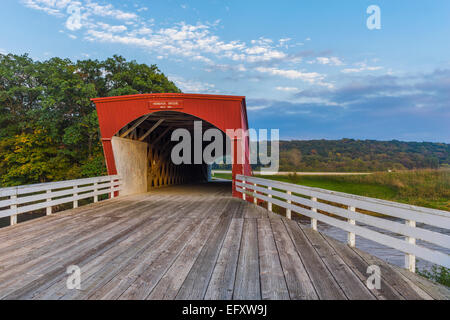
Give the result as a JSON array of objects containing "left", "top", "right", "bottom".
[{"left": 213, "top": 169, "right": 450, "bottom": 211}]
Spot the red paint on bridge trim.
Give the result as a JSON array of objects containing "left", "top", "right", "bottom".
[{"left": 91, "top": 93, "right": 252, "bottom": 197}]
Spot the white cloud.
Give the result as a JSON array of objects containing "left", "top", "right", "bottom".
[
  {"left": 97, "top": 22, "right": 127, "bottom": 33},
  {"left": 84, "top": 2, "right": 138, "bottom": 20},
  {"left": 83, "top": 21, "right": 290, "bottom": 67},
  {"left": 275, "top": 86, "right": 299, "bottom": 92},
  {"left": 169, "top": 75, "right": 217, "bottom": 93},
  {"left": 278, "top": 38, "right": 291, "bottom": 48},
  {"left": 247, "top": 105, "right": 270, "bottom": 111},
  {"left": 255, "top": 67, "right": 322, "bottom": 82},
  {"left": 308, "top": 56, "right": 344, "bottom": 66},
  {"left": 22, "top": 0, "right": 70, "bottom": 16},
  {"left": 22, "top": 0, "right": 139, "bottom": 30},
  {"left": 255, "top": 67, "right": 334, "bottom": 88},
  {"left": 341, "top": 62, "right": 382, "bottom": 73}
]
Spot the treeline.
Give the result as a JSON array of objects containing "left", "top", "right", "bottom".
[
  {"left": 279, "top": 139, "right": 450, "bottom": 172},
  {"left": 0, "top": 53, "right": 180, "bottom": 187}
]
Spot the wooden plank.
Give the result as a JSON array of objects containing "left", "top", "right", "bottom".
[
  {"left": 30, "top": 216, "right": 165, "bottom": 300},
  {"left": 322, "top": 232, "right": 404, "bottom": 300},
  {"left": 118, "top": 217, "right": 206, "bottom": 300},
  {"left": 215, "top": 197, "right": 244, "bottom": 220},
  {"left": 283, "top": 219, "right": 346, "bottom": 299},
  {"left": 394, "top": 266, "right": 450, "bottom": 300},
  {"left": 14, "top": 187, "right": 121, "bottom": 216},
  {"left": 231, "top": 199, "right": 245, "bottom": 219},
  {"left": 2, "top": 213, "right": 158, "bottom": 300},
  {"left": 350, "top": 245, "right": 433, "bottom": 300},
  {"left": 0, "top": 194, "right": 167, "bottom": 285},
  {"left": 0, "top": 216, "right": 123, "bottom": 289},
  {"left": 0, "top": 194, "right": 147, "bottom": 250},
  {"left": 270, "top": 218, "right": 318, "bottom": 300},
  {"left": 119, "top": 115, "right": 150, "bottom": 138},
  {"left": 15, "top": 176, "right": 119, "bottom": 195},
  {"left": 175, "top": 214, "right": 232, "bottom": 300},
  {"left": 139, "top": 119, "right": 164, "bottom": 141},
  {"left": 257, "top": 218, "right": 290, "bottom": 300},
  {"left": 204, "top": 218, "right": 244, "bottom": 300},
  {"left": 57, "top": 195, "right": 204, "bottom": 300},
  {"left": 243, "top": 202, "right": 267, "bottom": 219},
  {"left": 13, "top": 181, "right": 119, "bottom": 206},
  {"left": 0, "top": 197, "right": 158, "bottom": 267},
  {"left": 30, "top": 197, "right": 187, "bottom": 300},
  {"left": 300, "top": 226, "right": 376, "bottom": 300},
  {"left": 151, "top": 126, "right": 172, "bottom": 146},
  {"left": 82, "top": 216, "right": 193, "bottom": 300},
  {"left": 233, "top": 218, "right": 261, "bottom": 300},
  {"left": 147, "top": 217, "right": 222, "bottom": 300},
  {"left": 0, "top": 187, "right": 17, "bottom": 198},
  {"left": 0, "top": 185, "right": 121, "bottom": 219}
]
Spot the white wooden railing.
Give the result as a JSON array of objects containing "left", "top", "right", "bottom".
[
  {"left": 0, "top": 175, "right": 121, "bottom": 226},
  {"left": 236, "top": 175, "right": 450, "bottom": 272}
]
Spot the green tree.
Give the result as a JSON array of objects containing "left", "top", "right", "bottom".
[
  {"left": 0, "top": 53, "right": 181, "bottom": 187},
  {"left": 0, "top": 128, "right": 72, "bottom": 185}
]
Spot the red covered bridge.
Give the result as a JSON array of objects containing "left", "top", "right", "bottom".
[{"left": 93, "top": 93, "right": 252, "bottom": 197}]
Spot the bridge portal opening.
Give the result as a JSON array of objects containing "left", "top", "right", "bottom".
[
  {"left": 111, "top": 111, "right": 231, "bottom": 195},
  {"left": 92, "top": 93, "right": 252, "bottom": 197}
]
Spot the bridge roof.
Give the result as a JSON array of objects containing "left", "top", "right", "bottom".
[{"left": 91, "top": 93, "right": 246, "bottom": 103}]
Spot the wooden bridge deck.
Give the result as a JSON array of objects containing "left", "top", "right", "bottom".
[{"left": 0, "top": 181, "right": 448, "bottom": 300}]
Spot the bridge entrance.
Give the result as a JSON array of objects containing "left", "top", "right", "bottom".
[{"left": 92, "top": 93, "right": 252, "bottom": 197}]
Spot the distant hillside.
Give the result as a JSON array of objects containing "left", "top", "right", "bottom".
[{"left": 277, "top": 139, "right": 450, "bottom": 172}]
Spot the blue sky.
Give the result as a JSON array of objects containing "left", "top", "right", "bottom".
[{"left": 1, "top": 1, "right": 450, "bottom": 142}]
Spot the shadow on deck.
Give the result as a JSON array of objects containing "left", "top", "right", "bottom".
[{"left": 0, "top": 181, "right": 448, "bottom": 300}]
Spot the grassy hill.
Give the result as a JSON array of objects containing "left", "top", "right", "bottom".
[{"left": 277, "top": 139, "right": 449, "bottom": 172}]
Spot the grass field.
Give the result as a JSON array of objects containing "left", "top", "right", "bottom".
[{"left": 213, "top": 169, "right": 450, "bottom": 211}]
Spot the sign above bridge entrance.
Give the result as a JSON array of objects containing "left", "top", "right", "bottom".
[{"left": 148, "top": 100, "right": 184, "bottom": 110}]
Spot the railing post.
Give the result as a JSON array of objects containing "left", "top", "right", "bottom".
[
  {"left": 311, "top": 197, "right": 318, "bottom": 231},
  {"left": 73, "top": 185, "right": 79, "bottom": 208},
  {"left": 111, "top": 179, "right": 116, "bottom": 199},
  {"left": 286, "top": 190, "right": 292, "bottom": 219},
  {"left": 94, "top": 182, "right": 98, "bottom": 203},
  {"left": 10, "top": 194, "right": 17, "bottom": 226},
  {"left": 242, "top": 178, "right": 246, "bottom": 201},
  {"left": 253, "top": 183, "right": 257, "bottom": 204},
  {"left": 348, "top": 206, "right": 356, "bottom": 247},
  {"left": 267, "top": 186, "right": 272, "bottom": 212},
  {"left": 46, "top": 189, "right": 52, "bottom": 215},
  {"left": 405, "top": 219, "right": 416, "bottom": 272}
]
